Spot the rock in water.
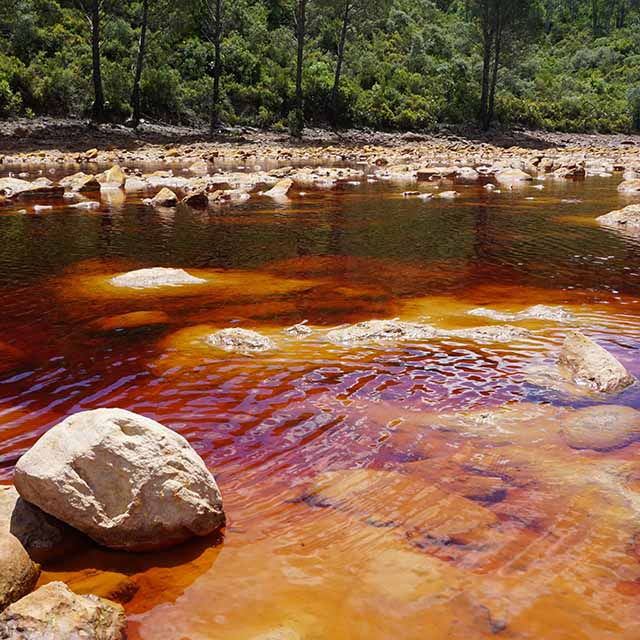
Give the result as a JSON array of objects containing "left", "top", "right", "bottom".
[
  {"left": 326, "top": 319, "right": 437, "bottom": 345},
  {"left": 597, "top": 204, "right": 640, "bottom": 232},
  {"left": 0, "top": 486, "right": 88, "bottom": 563},
  {"left": 206, "top": 328, "right": 276, "bottom": 354},
  {"left": 110, "top": 267, "right": 206, "bottom": 289},
  {"left": 444, "top": 325, "right": 532, "bottom": 343},
  {"left": 617, "top": 179, "right": 640, "bottom": 193},
  {"left": 150, "top": 187, "right": 178, "bottom": 207},
  {"left": 559, "top": 331, "right": 635, "bottom": 394},
  {"left": 14, "top": 408, "right": 225, "bottom": 551},
  {"left": 0, "top": 533, "right": 39, "bottom": 611},
  {"left": 59, "top": 172, "right": 100, "bottom": 193},
  {"left": 561, "top": 406, "right": 640, "bottom": 451},
  {"left": 494, "top": 168, "right": 532, "bottom": 184},
  {"left": 0, "top": 581, "right": 126, "bottom": 640},
  {"left": 263, "top": 179, "right": 293, "bottom": 198}
]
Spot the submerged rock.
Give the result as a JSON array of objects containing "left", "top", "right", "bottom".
[
  {"left": 597, "top": 204, "right": 640, "bottom": 231},
  {"left": 14, "top": 408, "right": 225, "bottom": 551},
  {"left": 206, "top": 328, "right": 276, "bottom": 354},
  {"left": 561, "top": 405, "right": 640, "bottom": 451},
  {"left": 0, "top": 581, "right": 126, "bottom": 640},
  {"left": 0, "top": 533, "right": 39, "bottom": 611},
  {"left": 110, "top": 267, "right": 206, "bottom": 289},
  {"left": 468, "top": 304, "right": 575, "bottom": 323},
  {"left": 0, "top": 486, "right": 88, "bottom": 563},
  {"left": 326, "top": 319, "right": 438, "bottom": 345},
  {"left": 444, "top": 325, "right": 532, "bottom": 343},
  {"left": 88, "top": 310, "right": 170, "bottom": 332},
  {"left": 558, "top": 331, "right": 635, "bottom": 394}
]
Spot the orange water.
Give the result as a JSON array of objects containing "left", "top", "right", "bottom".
[{"left": 1, "top": 166, "right": 640, "bottom": 639}]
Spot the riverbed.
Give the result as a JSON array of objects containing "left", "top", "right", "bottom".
[{"left": 1, "top": 161, "right": 639, "bottom": 639}]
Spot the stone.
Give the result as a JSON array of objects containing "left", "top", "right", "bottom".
[
  {"left": 0, "top": 581, "right": 126, "bottom": 640},
  {"left": 0, "top": 178, "right": 63, "bottom": 199},
  {"left": 59, "top": 172, "right": 100, "bottom": 193},
  {"left": 189, "top": 159, "right": 209, "bottom": 175},
  {"left": 150, "top": 187, "right": 178, "bottom": 207},
  {"left": 494, "top": 168, "right": 532, "bottom": 184},
  {"left": 264, "top": 179, "right": 293, "bottom": 198},
  {"left": 558, "top": 331, "right": 635, "bottom": 394},
  {"left": 468, "top": 304, "right": 575, "bottom": 323},
  {"left": 99, "top": 165, "right": 126, "bottom": 188},
  {"left": 206, "top": 328, "right": 276, "bottom": 354},
  {"left": 552, "top": 165, "right": 585, "bottom": 179},
  {"left": 444, "top": 325, "right": 532, "bottom": 343},
  {"left": 110, "top": 267, "right": 206, "bottom": 289},
  {"left": 326, "top": 320, "right": 437, "bottom": 345},
  {"left": 438, "top": 190, "right": 458, "bottom": 199},
  {"left": 617, "top": 179, "right": 640, "bottom": 193},
  {"left": 124, "top": 177, "right": 147, "bottom": 191},
  {"left": 416, "top": 167, "right": 457, "bottom": 181},
  {"left": 14, "top": 408, "right": 225, "bottom": 551},
  {"left": 63, "top": 570, "right": 139, "bottom": 604},
  {"left": 85, "top": 148, "right": 99, "bottom": 160},
  {"left": 561, "top": 405, "right": 640, "bottom": 451},
  {"left": 283, "top": 321, "right": 313, "bottom": 337},
  {"left": 181, "top": 191, "right": 209, "bottom": 208},
  {"left": 0, "top": 533, "right": 39, "bottom": 612},
  {"left": 0, "top": 486, "right": 88, "bottom": 564},
  {"left": 597, "top": 204, "right": 640, "bottom": 231}
]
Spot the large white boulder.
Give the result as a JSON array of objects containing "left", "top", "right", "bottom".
[
  {"left": 0, "top": 581, "right": 125, "bottom": 640},
  {"left": 15, "top": 408, "right": 225, "bottom": 551}
]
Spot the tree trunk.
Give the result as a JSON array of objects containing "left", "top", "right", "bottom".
[
  {"left": 131, "top": 0, "right": 149, "bottom": 128},
  {"left": 210, "top": 0, "right": 222, "bottom": 133},
  {"left": 485, "top": 15, "right": 503, "bottom": 130},
  {"left": 329, "top": 0, "right": 351, "bottom": 127},
  {"left": 90, "top": 0, "right": 105, "bottom": 122},
  {"left": 293, "top": 0, "right": 307, "bottom": 137},
  {"left": 478, "top": 2, "right": 492, "bottom": 129}
]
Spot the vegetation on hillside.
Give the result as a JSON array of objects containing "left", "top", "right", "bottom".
[{"left": 0, "top": 0, "right": 639, "bottom": 134}]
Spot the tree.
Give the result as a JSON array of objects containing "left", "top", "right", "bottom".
[
  {"left": 201, "top": 0, "right": 224, "bottom": 133},
  {"left": 76, "top": 0, "right": 106, "bottom": 122},
  {"left": 130, "top": 0, "right": 150, "bottom": 128},
  {"left": 473, "top": 0, "right": 537, "bottom": 129},
  {"left": 329, "top": 0, "right": 352, "bottom": 125},
  {"left": 292, "top": 0, "right": 309, "bottom": 137}
]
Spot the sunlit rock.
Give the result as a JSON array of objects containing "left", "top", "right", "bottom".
[
  {"left": 98, "top": 165, "right": 126, "bottom": 189},
  {"left": 59, "top": 172, "right": 100, "bottom": 192},
  {"left": 283, "top": 321, "right": 313, "bottom": 337},
  {"left": 124, "top": 177, "right": 147, "bottom": 192},
  {"left": 0, "top": 177, "right": 63, "bottom": 199},
  {"left": 438, "top": 190, "right": 458, "bottom": 199},
  {"left": 597, "top": 204, "right": 640, "bottom": 232},
  {"left": 326, "top": 319, "right": 437, "bottom": 345},
  {"left": 559, "top": 331, "right": 635, "bottom": 394},
  {"left": 109, "top": 267, "right": 206, "bottom": 289},
  {"left": 88, "top": 310, "right": 170, "bottom": 332},
  {"left": 189, "top": 159, "right": 209, "bottom": 175},
  {"left": 468, "top": 304, "right": 575, "bottom": 323},
  {"left": 552, "top": 164, "right": 585, "bottom": 179},
  {"left": 416, "top": 167, "right": 457, "bottom": 181},
  {"left": 0, "top": 581, "right": 126, "bottom": 639},
  {"left": 264, "top": 179, "right": 293, "bottom": 198},
  {"left": 0, "top": 486, "right": 89, "bottom": 563},
  {"left": 0, "top": 533, "right": 39, "bottom": 611},
  {"left": 618, "top": 179, "right": 640, "bottom": 193},
  {"left": 15, "top": 408, "right": 225, "bottom": 551},
  {"left": 148, "top": 187, "right": 178, "bottom": 207},
  {"left": 561, "top": 405, "right": 640, "bottom": 451},
  {"left": 443, "top": 325, "right": 532, "bottom": 343},
  {"left": 206, "top": 328, "right": 276, "bottom": 354},
  {"left": 495, "top": 168, "right": 532, "bottom": 184}
]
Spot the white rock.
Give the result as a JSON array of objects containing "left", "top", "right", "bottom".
[
  {"left": 110, "top": 267, "right": 206, "bottom": 289},
  {"left": 206, "top": 328, "right": 276, "bottom": 354},
  {"left": 15, "top": 408, "right": 225, "bottom": 551}
]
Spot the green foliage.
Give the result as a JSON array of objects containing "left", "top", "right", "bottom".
[{"left": 0, "top": 0, "right": 639, "bottom": 132}]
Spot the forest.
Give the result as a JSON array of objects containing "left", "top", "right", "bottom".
[{"left": 0, "top": 0, "right": 639, "bottom": 135}]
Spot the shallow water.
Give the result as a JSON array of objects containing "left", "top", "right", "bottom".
[{"left": 1, "top": 166, "right": 640, "bottom": 639}]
